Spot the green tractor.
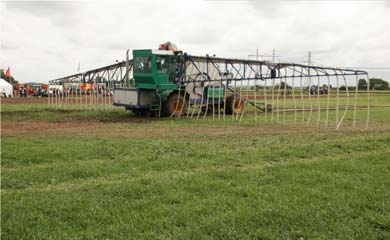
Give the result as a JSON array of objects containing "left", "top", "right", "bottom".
[{"left": 113, "top": 49, "right": 245, "bottom": 117}]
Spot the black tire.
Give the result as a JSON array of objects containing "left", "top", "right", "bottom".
[
  {"left": 225, "top": 95, "right": 245, "bottom": 115},
  {"left": 162, "top": 92, "right": 187, "bottom": 117}
]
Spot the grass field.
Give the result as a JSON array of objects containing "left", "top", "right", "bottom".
[{"left": 1, "top": 93, "right": 390, "bottom": 239}]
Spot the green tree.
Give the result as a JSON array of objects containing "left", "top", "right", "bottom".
[
  {"left": 358, "top": 79, "right": 368, "bottom": 89},
  {"left": 369, "top": 78, "right": 389, "bottom": 90}
]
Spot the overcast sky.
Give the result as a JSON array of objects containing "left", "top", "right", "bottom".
[{"left": 1, "top": 0, "right": 389, "bottom": 83}]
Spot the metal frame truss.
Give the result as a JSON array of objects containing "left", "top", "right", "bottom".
[{"left": 48, "top": 51, "right": 370, "bottom": 130}]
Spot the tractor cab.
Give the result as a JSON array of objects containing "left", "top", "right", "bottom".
[
  {"left": 132, "top": 49, "right": 179, "bottom": 91},
  {"left": 113, "top": 49, "right": 184, "bottom": 116},
  {"left": 114, "top": 46, "right": 244, "bottom": 117}
]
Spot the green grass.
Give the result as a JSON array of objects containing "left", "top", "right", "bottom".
[{"left": 1, "top": 94, "right": 390, "bottom": 239}]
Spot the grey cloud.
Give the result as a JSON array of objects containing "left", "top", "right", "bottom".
[
  {"left": 206, "top": 0, "right": 285, "bottom": 18},
  {"left": 248, "top": 0, "right": 283, "bottom": 15},
  {"left": 5, "top": 1, "right": 75, "bottom": 15},
  {"left": 1, "top": 0, "right": 389, "bottom": 83},
  {"left": 178, "top": 25, "right": 224, "bottom": 46},
  {"left": 64, "top": 29, "right": 137, "bottom": 51},
  {"left": 0, "top": 43, "right": 20, "bottom": 50},
  {"left": 103, "top": 41, "right": 137, "bottom": 51},
  {"left": 5, "top": 1, "right": 81, "bottom": 27}
]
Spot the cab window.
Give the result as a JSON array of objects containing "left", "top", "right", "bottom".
[
  {"left": 156, "top": 56, "right": 169, "bottom": 74},
  {"left": 134, "top": 56, "right": 152, "bottom": 73}
]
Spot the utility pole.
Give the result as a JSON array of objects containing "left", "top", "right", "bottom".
[
  {"left": 306, "top": 51, "right": 312, "bottom": 82},
  {"left": 272, "top": 49, "right": 276, "bottom": 62},
  {"left": 308, "top": 51, "right": 312, "bottom": 66},
  {"left": 248, "top": 49, "right": 281, "bottom": 62}
]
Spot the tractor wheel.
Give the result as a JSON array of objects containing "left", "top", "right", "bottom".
[
  {"left": 162, "top": 92, "right": 187, "bottom": 117},
  {"left": 225, "top": 95, "right": 245, "bottom": 115}
]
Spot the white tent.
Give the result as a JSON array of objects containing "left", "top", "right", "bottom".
[{"left": 0, "top": 78, "right": 13, "bottom": 97}]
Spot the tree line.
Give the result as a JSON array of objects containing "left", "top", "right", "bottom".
[{"left": 356, "top": 78, "right": 389, "bottom": 90}]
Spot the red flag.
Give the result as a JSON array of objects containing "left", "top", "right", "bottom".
[{"left": 5, "top": 67, "right": 11, "bottom": 77}]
